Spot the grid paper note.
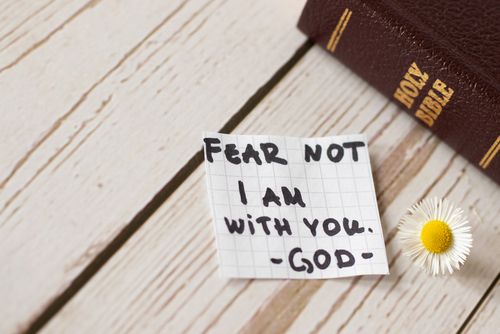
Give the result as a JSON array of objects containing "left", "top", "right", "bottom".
[{"left": 203, "top": 132, "right": 389, "bottom": 279}]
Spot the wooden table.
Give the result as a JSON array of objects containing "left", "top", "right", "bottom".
[{"left": 1, "top": 1, "right": 499, "bottom": 333}]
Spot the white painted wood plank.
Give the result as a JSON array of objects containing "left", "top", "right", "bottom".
[
  {"left": 0, "top": 0, "right": 92, "bottom": 70},
  {"left": 42, "top": 46, "right": 500, "bottom": 333},
  {"left": 462, "top": 281, "right": 500, "bottom": 334},
  {"left": 0, "top": 0, "right": 307, "bottom": 332},
  {"left": 1, "top": 0, "right": 190, "bottom": 198}
]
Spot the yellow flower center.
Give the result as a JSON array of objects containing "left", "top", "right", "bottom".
[{"left": 420, "top": 220, "right": 452, "bottom": 253}]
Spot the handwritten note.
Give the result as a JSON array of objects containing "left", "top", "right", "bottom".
[{"left": 203, "top": 132, "right": 389, "bottom": 279}]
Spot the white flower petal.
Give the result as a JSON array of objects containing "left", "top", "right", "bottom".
[{"left": 397, "top": 197, "right": 473, "bottom": 276}]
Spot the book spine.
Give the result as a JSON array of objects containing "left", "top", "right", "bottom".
[{"left": 298, "top": 0, "right": 500, "bottom": 185}]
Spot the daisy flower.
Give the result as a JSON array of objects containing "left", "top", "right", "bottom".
[{"left": 398, "top": 197, "right": 473, "bottom": 276}]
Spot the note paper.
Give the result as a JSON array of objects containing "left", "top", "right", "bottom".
[{"left": 203, "top": 132, "right": 389, "bottom": 279}]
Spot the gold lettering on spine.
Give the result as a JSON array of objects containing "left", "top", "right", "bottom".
[
  {"left": 394, "top": 63, "right": 456, "bottom": 128},
  {"left": 400, "top": 80, "right": 419, "bottom": 97},
  {"left": 428, "top": 89, "right": 448, "bottom": 107},
  {"left": 415, "top": 109, "right": 434, "bottom": 127},
  {"left": 433, "top": 79, "right": 454, "bottom": 101},
  {"left": 422, "top": 96, "right": 442, "bottom": 116},
  {"left": 327, "top": 8, "right": 352, "bottom": 53},
  {"left": 408, "top": 62, "right": 429, "bottom": 83},
  {"left": 479, "top": 135, "right": 500, "bottom": 169},
  {"left": 415, "top": 79, "right": 454, "bottom": 127},
  {"left": 419, "top": 104, "right": 438, "bottom": 120},
  {"left": 393, "top": 62, "right": 429, "bottom": 109},
  {"left": 404, "top": 73, "right": 425, "bottom": 90},
  {"left": 394, "top": 88, "right": 414, "bottom": 109}
]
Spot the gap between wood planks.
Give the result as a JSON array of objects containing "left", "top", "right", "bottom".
[
  {"left": 23, "top": 39, "right": 314, "bottom": 334},
  {"left": 23, "top": 37, "right": 498, "bottom": 333},
  {"left": 456, "top": 271, "right": 500, "bottom": 334}
]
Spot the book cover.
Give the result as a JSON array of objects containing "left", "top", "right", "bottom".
[{"left": 298, "top": 0, "right": 500, "bottom": 186}]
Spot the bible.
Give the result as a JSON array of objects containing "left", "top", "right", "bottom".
[{"left": 298, "top": 0, "right": 500, "bottom": 185}]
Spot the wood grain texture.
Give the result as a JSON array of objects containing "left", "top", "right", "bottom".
[
  {"left": 462, "top": 279, "right": 500, "bottom": 334},
  {"left": 0, "top": 0, "right": 92, "bottom": 70},
  {"left": 41, "top": 46, "right": 500, "bottom": 333},
  {"left": 0, "top": 0, "right": 307, "bottom": 332}
]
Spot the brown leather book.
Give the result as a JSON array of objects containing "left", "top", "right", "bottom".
[{"left": 298, "top": 0, "right": 500, "bottom": 186}]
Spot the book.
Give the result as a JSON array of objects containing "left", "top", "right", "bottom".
[{"left": 298, "top": 0, "right": 500, "bottom": 186}]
